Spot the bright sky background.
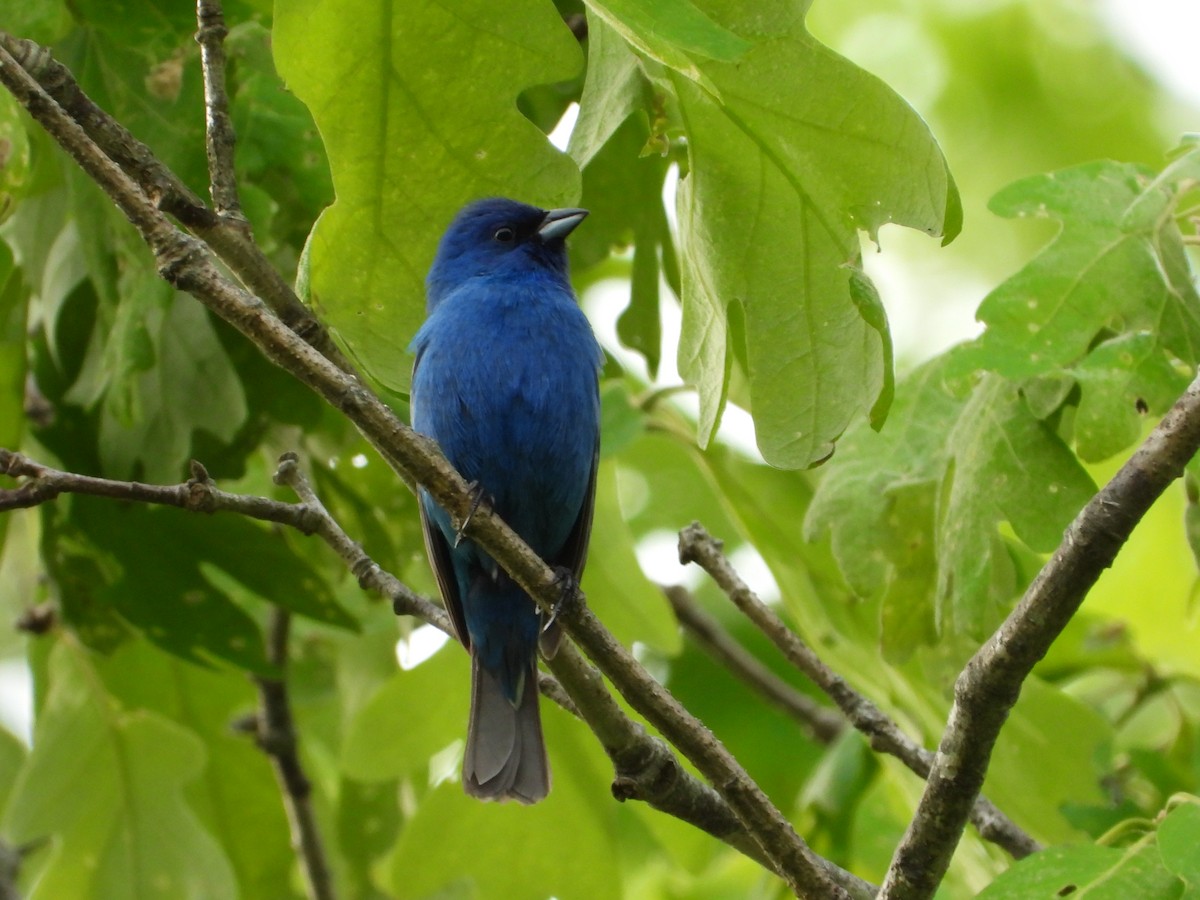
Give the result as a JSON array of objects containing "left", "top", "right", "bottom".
[{"left": 2, "top": 0, "right": 1198, "bottom": 746}]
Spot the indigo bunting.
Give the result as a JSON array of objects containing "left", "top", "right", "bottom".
[{"left": 410, "top": 198, "right": 603, "bottom": 802}]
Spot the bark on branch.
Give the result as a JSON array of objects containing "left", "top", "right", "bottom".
[
  {"left": 678, "top": 524, "right": 1041, "bottom": 862},
  {"left": 878, "top": 368, "right": 1200, "bottom": 900}
]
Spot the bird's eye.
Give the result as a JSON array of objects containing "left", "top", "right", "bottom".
[{"left": 493, "top": 226, "right": 516, "bottom": 243}]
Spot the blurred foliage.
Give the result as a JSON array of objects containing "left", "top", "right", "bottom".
[{"left": 1, "top": 0, "right": 1199, "bottom": 898}]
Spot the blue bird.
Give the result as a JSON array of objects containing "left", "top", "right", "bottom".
[{"left": 410, "top": 198, "right": 603, "bottom": 802}]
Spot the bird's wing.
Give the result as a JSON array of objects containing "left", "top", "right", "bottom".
[
  {"left": 412, "top": 342, "right": 471, "bottom": 650},
  {"left": 554, "top": 440, "right": 600, "bottom": 581},
  {"left": 419, "top": 497, "right": 471, "bottom": 650},
  {"left": 539, "top": 437, "right": 599, "bottom": 659}
]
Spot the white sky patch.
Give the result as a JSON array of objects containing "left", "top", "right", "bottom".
[
  {"left": 1099, "top": 0, "right": 1200, "bottom": 108},
  {"left": 548, "top": 102, "right": 580, "bottom": 152},
  {"left": 396, "top": 624, "right": 450, "bottom": 670},
  {"left": 0, "top": 659, "right": 32, "bottom": 746},
  {"left": 728, "top": 543, "right": 782, "bottom": 606},
  {"left": 635, "top": 529, "right": 706, "bottom": 590}
]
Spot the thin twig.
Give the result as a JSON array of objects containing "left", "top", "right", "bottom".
[
  {"left": 253, "top": 607, "right": 336, "bottom": 900},
  {"left": 878, "top": 368, "right": 1200, "bottom": 900},
  {"left": 195, "top": 0, "right": 244, "bottom": 220},
  {"left": 0, "top": 40, "right": 861, "bottom": 896},
  {"left": 663, "top": 585, "right": 845, "bottom": 745},
  {"left": 678, "top": 523, "right": 1041, "bottom": 861}
]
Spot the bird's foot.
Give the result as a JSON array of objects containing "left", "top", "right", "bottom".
[
  {"left": 454, "top": 481, "right": 491, "bottom": 548},
  {"left": 543, "top": 566, "right": 582, "bottom": 635}
]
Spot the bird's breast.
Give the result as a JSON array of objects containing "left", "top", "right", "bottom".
[{"left": 411, "top": 287, "right": 599, "bottom": 557}]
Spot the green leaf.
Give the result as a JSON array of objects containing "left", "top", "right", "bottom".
[
  {"left": 1123, "top": 135, "right": 1200, "bottom": 234},
  {"left": 0, "top": 89, "right": 33, "bottom": 223},
  {"left": 1158, "top": 798, "right": 1200, "bottom": 891},
  {"left": 382, "top": 705, "right": 621, "bottom": 900},
  {"left": 848, "top": 264, "right": 895, "bottom": 429},
  {"left": 809, "top": 360, "right": 1095, "bottom": 643},
  {"left": 569, "top": 14, "right": 649, "bottom": 170},
  {"left": 81, "top": 496, "right": 354, "bottom": 669},
  {"left": 274, "top": 0, "right": 583, "bottom": 394},
  {"left": 3, "top": 640, "right": 237, "bottom": 899},
  {"left": 986, "top": 677, "right": 1110, "bottom": 844},
  {"left": 0, "top": 725, "right": 26, "bottom": 814},
  {"left": 71, "top": 499, "right": 274, "bottom": 672},
  {"left": 800, "top": 732, "right": 879, "bottom": 859},
  {"left": 598, "top": 380, "right": 645, "bottom": 458},
  {"left": 962, "top": 160, "right": 1200, "bottom": 381},
  {"left": 938, "top": 376, "right": 1095, "bottom": 635},
  {"left": 341, "top": 645, "right": 465, "bottom": 782},
  {"left": 93, "top": 640, "right": 298, "bottom": 899},
  {"left": 586, "top": 0, "right": 751, "bottom": 91},
  {"left": 806, "top": 356, "right": 963, "bottom": 655},
  {"left": 98, "top": 288, "right": 248, "bottom": 484},
  {"left": 227, "top": 21, "right": 335, "bottom": 239},
  {"left": 0, "top": 242, "right": 23, "bottom": 549},
  {"left": 336, "top": 776, "right": 400, "bottom": 896},
  {"left": 0, "top": 0, "right": 72, "bottom": 44},
  {"left": 56, "top": 24, "right": 209, "bottom": 191},
  {"left": 1072, "top": 333, "right": 1192, "bottom": 463},
  {"left": 666, "top": 12, "right": 957, "bottom": 467},
  {"left": 574, "top": 112, "right": 673, "bottom": 378},
  {"left": 977, "top": 841, "right": 1180, "bottom": 900},
  {"left": 582, "top": 460, "right": 681, "bottom": 654}
]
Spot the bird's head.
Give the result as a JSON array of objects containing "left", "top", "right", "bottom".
[{"left": 426, "top": 198, "right": 588, "bottom": 310}]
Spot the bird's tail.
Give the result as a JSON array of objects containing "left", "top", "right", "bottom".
[{"left": 463, "top": 655, "right": 550, "bottom": 803}]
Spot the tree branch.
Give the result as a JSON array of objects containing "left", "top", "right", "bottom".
[
  {"left": 877, "top": 368, "right": 1200, "bottom": 899},
  {"left": 663, "top": 585, "right": 845, "bottom": 745},
  {"left": 0, "top": 840, "right": 20, "bottom": 900},
  {"left": 678, "top": 523, "right": 1040, "bottom": 862},
  {"left": 0, "top": 41, "right": 861, "bottom": 897},
  {"left": 195, "top": 0, "right": 244, "bottom": 221},
  {"left": 252, "top": 607, "right": 336, "bottom": 900}
]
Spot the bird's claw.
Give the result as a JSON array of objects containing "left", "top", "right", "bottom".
[
  {"left": 454, "top": 481, "right": 490, "bottom": 548},
  {"left": 542, "top": 566, "right": 581, "bottom": 634}
]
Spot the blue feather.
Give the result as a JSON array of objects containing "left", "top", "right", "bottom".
[{"left": 410, "top": 198, "right": 602, "bottom": 802}]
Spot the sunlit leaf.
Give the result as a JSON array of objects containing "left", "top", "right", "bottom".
[
  {"left": 582, "top": 460, "right": 681, "bottom": 654},
  {"left": 938, "top": 375, "right": 1095, "bottom": 634},
  {"left": 382, "top": 705, "right": 621, "bottom": 900},
  {"left": 3, "top": 641, "right": 237, "bottom": 899},
  {"left": 274, "top": 0, "right": 583, "bottom": 394},
  {"left": 668, "top": 13, "right": 957, "bottom": 467},
  {"left": 94, "top": 640, "right": 298, "bottom": 898},
  {"left": 962, "top": 160, "right": 1200, "bottom": 387},
  {"left": 1158, "top": 798, "right": 1200, "bottom": 891}
]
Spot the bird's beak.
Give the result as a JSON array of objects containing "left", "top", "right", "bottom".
[{"left": 538, "top": 207, "right": 588, "bottom": 243}]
